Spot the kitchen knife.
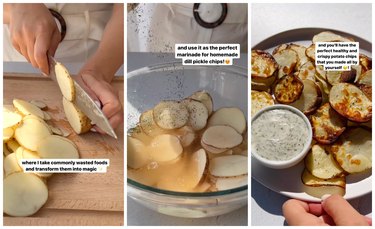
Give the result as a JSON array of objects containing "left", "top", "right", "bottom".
[{"left": 48, "top": 55, "right": 117, "bottom": 139}]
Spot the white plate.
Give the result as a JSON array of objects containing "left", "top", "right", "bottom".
[{"left": 252, "top": 28, "right": 372, "bottom": 202}]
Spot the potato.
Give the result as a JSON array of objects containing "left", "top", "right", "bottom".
[
  {"left": 207, "top": 107, "right": 246, "bottom": 134},
  {"left": 296, "top": 61, "right": 315, "bottom": 81},
  {"left": 273, "top": 49, "right": 298, "bottom": 78},
  {"left": 311, "top": 103, "right": 347, "bottom": 144},
  {"left": 4, "top": 173, "right": 48, "bottom": 216},
  {"left": 251, "top": 90, "right": 274, "bottom": 117},
  {"left": 13, "top": 99, "right": 44, "bottom": 119},
  {"left": 127, "top": 136, "right": 150, "bottom": 169},
  {"left": 359, "top": 54, "right": 372, "bottom": 72},
  {"left": 153, "top": 101, "right": 189, "bottom": 130},
  {"left": 209, "top": 155, "right": 248, "bottom": 177},
  {"left": 305, "top": 144, "right": 345, "bottom": 179},
  {"left": 149, "top": 134, "right": 183, "bottom": 162},
  {"left": 62, "top": 97, "right": 92, "bottom": 134},
  {"left": 273, "top": 74, "right": 304, "bottom": 104},
  {"left": 181, "top": 99, "right": 209, "bottom": 131},
  {"left": 139, "top": 109, "right": 168, "bottom": 137},
  {"left": 330, "top": 128, "right": 371, "bottom": 173},
  {"left": 289, "top": 44, "right": 309, "bottom": 70},
  {"left": 14, "top": 117, "right": 52, "bottom": 151},
  {"left": 3, "top": 111, "right": 22, "bottom": 129},
  {"left": 215, "top": 175, "right": 247, "bottom": 191},
  {"left": 305, "top": 44, "right": 315, "bottom": 61},
  {"left": 3, "top": 143, "right": 12, "bottom": 157},
  {"left": 326, "top": 69, "right": 356, "bottom": 85},
  {"left": 3, "top": 127, "right": 14, "bottom": 142},
  {"left": 329, "top": 83, "right": 372, "bottom": 122},
  {"left": 312, "top": 31, "right": 354, "bottom": 43},
  {"left": 290, "top": 79, "right": 322, "bottom": 115},
  {"left": 202, "top": 125, "right": 243, "bottom": 149},
  {"left": 37, "top": 135, "right": 79, "bottom": 159},
  {"left": 251, "top": 50, "right": 278, "bottom": 78},
  {"left": 6, "top": 139, "right": 21, "bottom": 153},
  {"left": 4, "top": 152, "right": 22, "bottom": 177},
  {"left": 55, "top": 62, "right": 75, "bottom": 101},
  {"left": 189, "top": 90, "right": 214, "bottom": 115}
]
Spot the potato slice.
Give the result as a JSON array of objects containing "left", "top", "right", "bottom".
[
  {"left": 272, "top": 43, "right": 289, "bottom": 55},
  {"left": 4, "top": 153, "right": 22, "bottom": 177},
  {"left": 207, "top": 107, "right": 246, "bottom": 134},
  {"left": 3, "top": 127, "right": 14, "bottom": 142},
  {"left": 37, "top": 135, "right": 79, "bottom": 159},
  {"left": 3, "top": 111, "right": 22, "bottom": 129},
  {"left": 273, "top": 49, "right": 298, "bottom": 78},
  {"left": 29, "top": 100, "right": 47, "bottom": 110},
  {"left": 301, "top": 169, "right": 345, "bottom": 198},
  {"left": 149, "top": 134, "right": 183, "bottom": 162},
  {"left": 4, "top": 173, "right": 48, "bottom": 216},
  {"left": 273, "top": 74, "right": 304, "bottom": 104},
  {"left": 201, "top": 139, "right": 227, "bottom": 154},
  {"left": 127, "top": 136, "right": 150, "bottom": 169},
  {"left": 296, "top": 61, "right": 315, "bottom": 81},
  {"left": 251, "top": 50, "right": 278, "bottom": 78},
  {"left": 326, "top": 69, "right": 356, "bottom": 85},
  {"left": 174, "top": 126, "right": 196, "bottom": 147},
  {"left": 357, "top": 70, "right": 372, "bottom": 100},
  {"left": 49, "top": 125, "right": 63, "bottom": 135},
  {"left": 139, "top": 109, "right": 168, "bottom": 137},
  {"left": 7, "top": 139, "right": 21, "bottom": 153},
  {"left": 251, "top": 73, "right": 276, "bottom": 91},
  {"left": 55, "top": 62, "right": 75, "bottom": 101},
  {"left": 359, "top": 54, "right": 372, "bottom": 72},
  {"left": 189, "top": 90, "right": 214, "bottom": 115},
  {"left": 289, "top": 44, "right": 309, "bottom": 70},
  {"left": 190, "top": 148, "right": 207, "bottom": 186},
  {"left": 13, "top": 99, "right": 44, "bottom": 119},
  {"left": 311, "top": 103, "right": 347, "bottom": 144},
  {"left": 215, "top": 175, "right": 248, "bottom": 191},
  {"left": 330, "top": 128, "right": 371, "bottom": 173},
  {"left": 43, "top": 111, "right": 52, "bottom": 121},
  {"left": 329, "top": 83, "right": 372, "bottom": 122},
  {"left": 209, "top": 155, "right": 248, "bottom": 177},
  {"left": 153, "top": 101, "right": 189, "bottom": 130},
  {"left": 251, "top": 90, "right": 274, "bottom": 117},
  {"left": 202, "top": 125, "right": 243, "bottom": 149},
  {"left": 312, "top": 31, "right": 354, "bottom": 43},
  {"left": 14, "top": 117, "right": 52, "bottom": 151},
  {"left": 305, "top": 144, "right": 345, "bottom": 179},
  {"left": 290, "top": 79, "right": 322, "bottom": 115},
  {"left": 21, "top": 148, "right": 53, "bottom": 178},
  {"left": 62, "top": 97, "right": 92, "bottom": 134},
  {"left": 305, "top": 44, "right": 315, "bottom": 61},
  {"left": 182, "top": 99, "right": 208, "bottom": 131},
  {"left": 3, "top": 143, "right": 12, "bottom": 157}
]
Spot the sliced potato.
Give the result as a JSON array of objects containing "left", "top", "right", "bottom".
[
  {"left": 201, "top": 139, "right": 227, "bottom": 154},
  {"left": 49, "top": 125, "right": 63, "bottom": 135},
  {"left": 290, "top": 79, "right": 322, "bottom": 115},
  {"left": 62, "top": 97, "right": 92, "bottom": 134},
  {"left": 207, "top": 107, "right": 246, "bottom": 134},
  {"left": 29, "top": 100, "right": 47, "bottom": 109},
  {"left": 330, "top": 128, "right": 371, "bottom": 173},
  {"left": 305, "top": 144, "right": 345, "bottom": 179},
  {"left": 357, "top": 70, "right": 372, "bottom": 100},
  {"left": 181, "top": 99, "right": 208, "bottom": 131},
  {"left": 296, "top": 61, "right": 315, "bottom": 81},
  {"left": 127, "top": 136, "right": 150, "bottom": 169},
  {"left": 55, "top": 62, "right": 75, "bottom": 101},
  {"left": 4, "top": 153, "right": 22, "bottom": 177},
  {"left": 215, "top": 175, "right": 248, "bottom": 191},
  {"left": 149, "top": 134, "right": 183, "bottom": 162},
  {"left": 311, "top": 103, "right": 347, "bottom": 144},
  {"left": 14, "top": 117, "right": 52, "bottom": 151},
  {"left": 3, "top": 143, "right": 12, "bottom": 157},
  {"left": 3, "top": 127, "right": 14, "bottom": 142},
  {"left": 202, "top": 125, "right": 243, "bottom": 149},
  {"left": 4, "top": 173, "right": 48, "bottom": 216},
  {"left": 273, "top": 49, "right": 298, "bottom": 78},
  {"left": 251, "top": 74, "right": 276, "bottom": 91},
  {"left": 329, "top": 83, "right": 372, "bottom": 122},
  {"left": 153, "top": 101, "right": 189, "bottom": 130},
  {"left": 251, "top": 50, "right": 278, "bottom": 78},
  {"left": 43, "top": 111, "right": 52, "bottom": 121},
  {"left": 7, "top": 139, "right": 21, "bottom": 153},
  {"left": 3, "top": 111, "right": 22, "bottom": 129},
  {"left": 305, "top": 44, "right": 315, "bottom": 60},
  {"left": 209, "top": 155, "right": 248, "bottom": 177},
  {"left": 326, "top": 69, "right": 356, "bottom": 85},
  {"left": 312, "top": 31, "right": 353, "bottom": 43},
  {"left": 359, "top": 54, "right": 372, "bottom": 72},
  {"left": 272, "top": 43, "right": 289, "bottom": 55},
  {"left": 273, "top": 74, "right": 304, "bottom": 104},
  {"left": 13, "top": 99, "right": 44, "bottom": 119},
  {"left": 190, "top": 148, "right": 207, "bottom": 186},
  {"left": 174, "top": 126, "right": 196, "bottom": 147},
  {"left": 301, "top": 169, "right": 345, "bottom": 198},
  {"left": 251, "top": 90, "right": 274, "bottom": 117},
  {"left": 139, "top": 109, "right": 168, "bottom": 137},
  {"left": 37, "top": 135, "right": 79, "bottom": 159},
  {"left": 189, "top": 90, "right": 214, "bottom": 115},
  {"left": 289, "top": 44, "right": 309, "bottom": 69}
]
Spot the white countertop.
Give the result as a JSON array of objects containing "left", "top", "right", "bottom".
[{"left": 251, "top": 3, "right": 372, "bottom": 226}]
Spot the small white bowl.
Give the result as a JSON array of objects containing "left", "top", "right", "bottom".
[{"left": 251, "top": 104, "right": 312, "bottom": 169}]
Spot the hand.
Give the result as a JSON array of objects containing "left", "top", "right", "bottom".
[
  {"left": 282, "top": 194, "right": 371, "bottom": 226},
  {"left": 8, "top": 4, "right": 60, "bottom": 74},
  {"left": 77, "top": 72, "right": 123, "bottom": 134}
]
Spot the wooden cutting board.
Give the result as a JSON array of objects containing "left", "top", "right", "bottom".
[{"left": 3, "top": 74, "right": 124, "bottom": 226}]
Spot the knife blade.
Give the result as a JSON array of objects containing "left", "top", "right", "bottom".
[{"left": 48, "top": 55, "right": 117, "bottom": 139}]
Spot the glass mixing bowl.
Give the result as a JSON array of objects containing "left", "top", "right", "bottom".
[{"left": 127, "top": 62, "right": 248, "bottom": 218}]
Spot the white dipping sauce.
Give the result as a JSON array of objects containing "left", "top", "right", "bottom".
[{"left": 251, "top": 109, "right": 309, "bottom": 161}]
